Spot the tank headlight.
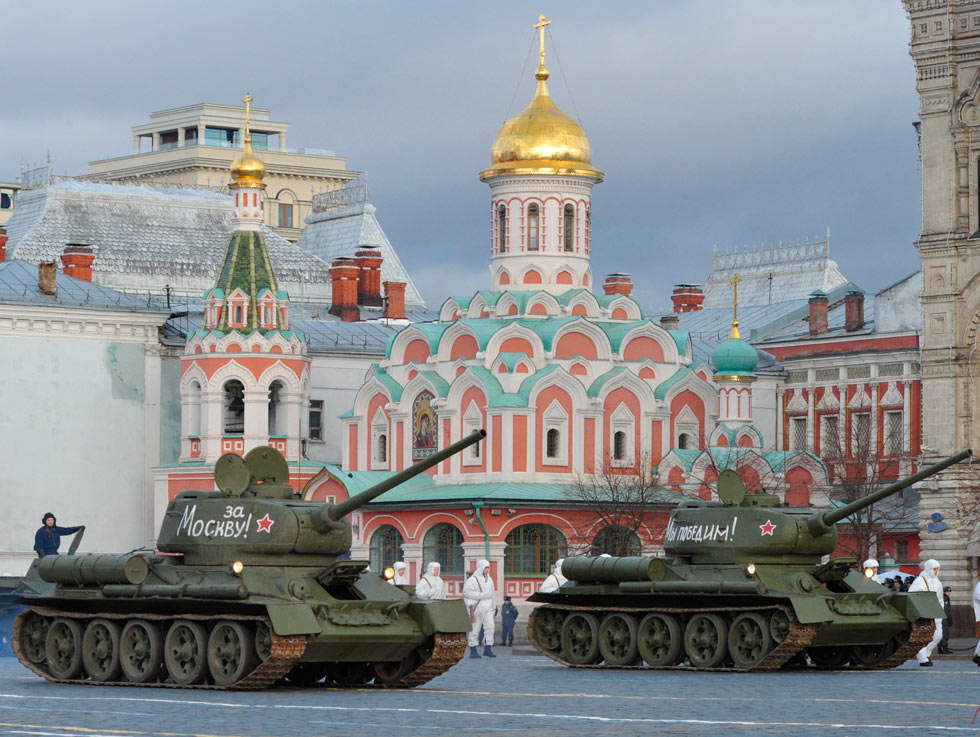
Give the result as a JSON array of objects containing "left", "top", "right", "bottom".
[
  {"left": 864, "top": 567, "right": 875, "bottom": 578},
  {"left": 383, "top": 567, "right": 395, "bottom": 580},
  {"left": 231, "top": 560, "right": 244, "bottom": 575},
  {"left": 745, "top": 563, "right": 757, "bottom": 576}
]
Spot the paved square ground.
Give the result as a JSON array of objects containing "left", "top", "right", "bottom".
[{"left": 0, "top": 653, "right": 977, "bottom": 736}]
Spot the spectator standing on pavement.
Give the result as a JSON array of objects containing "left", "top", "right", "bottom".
[
  {"left": 539, "top": 559, "right": 567, "bottom": 594},
  {"left": 908, "top": 559, "right": 944, "bottom": 666},
  {"left": 500, "top": 595, "right": 519, "bottom": 646},
  {"left": 939, "top": 586, "right": 952, "bottom": 654},
  {"left": 973, "top": 579, "right": 980, "bottom": 667},
  {"left": 415, "top": 562, "right": 446, "bottom": 600},
  {"left": 463, "top": 559, "right": 496, "bottom": 659},
  {"left": 33, "top": 513, "right": 82, "bottom": 558}
]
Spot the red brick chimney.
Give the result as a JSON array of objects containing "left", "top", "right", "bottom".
[
  {"left": 844, "top": 290, "right": 865, "bottom": 332},
  {"left": 671, "top": 283, "right": 705, "bottom": 313},
  {"left": 0, "top": 227, "right": 7, "bottom": 263},
  {"left": 355, "top": 246, "right": 384, "bottom": 307},
  {"left": 602, "top": 272, "right": 633, "bottom": 296},
  {"left": 38, "top": 262, "right": 58, "bottom": 296},
  {"left": 61, "top": 244, "right": 96, "bottom": 282},
  {"left": 383, "top": 281, "right": 407, "bottom": 320},
  {"left": 808, "top": 290, "right": 829, "bottom": 336},
  {"left": 329, "top": 258, "right": 360, "bottom": 322}
]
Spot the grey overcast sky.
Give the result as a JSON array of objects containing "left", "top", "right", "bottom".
[{"left": 0, "top": 1, "right": 920, "bottom": 312}]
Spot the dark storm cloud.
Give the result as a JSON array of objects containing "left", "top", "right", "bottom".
[{"left": 1, "top": 1, "right": 920, "bottom": 311}]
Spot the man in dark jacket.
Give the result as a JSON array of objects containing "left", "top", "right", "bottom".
[
  {"left": 939, "top": 586, "right": 953, "bottom": 654},
  {"left": 33, "top": 513, "right": 82, "bottom": 558},
  {"left": 499, "top": 595, "right": 519, "bottom": 647}
]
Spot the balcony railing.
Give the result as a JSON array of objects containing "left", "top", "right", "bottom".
[{"left": 98, "top": 141, "right": 337, "bottom": 161}]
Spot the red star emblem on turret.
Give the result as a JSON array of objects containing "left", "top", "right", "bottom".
[
  {"left": 256, "top": 514, "right": 274, "bottom": 533},
  {"left": 759, "top": 519, "right": 776, "bottom": 536}
]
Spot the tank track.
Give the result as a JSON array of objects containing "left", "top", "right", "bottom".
[
  {"left": 14, "top": 607, "right": 464, "bottom": 690},
  {"left": 864, "top": 617, "right": 934, "bottom": 670},
  {"left": 14, "top": 607, "right": 307, "bottom": 690}
]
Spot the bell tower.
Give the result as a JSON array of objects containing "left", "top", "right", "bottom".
[
  {"left": 904, "top": 3, "right": 980, "bottom": 610},
  {"left": 479, "top": 15, "right": 603, "bottom": 294}
]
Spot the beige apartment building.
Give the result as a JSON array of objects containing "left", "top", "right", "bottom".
[
  {"left": 86, "top": 103, "right": 359, "bottom": 242},
  {"left": 0, "top": 181, "right": 20, "bottom": 227}
]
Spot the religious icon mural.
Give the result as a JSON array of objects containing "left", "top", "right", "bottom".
[{"left": 412, "top": 391, "right": 437, "bottom": 460}]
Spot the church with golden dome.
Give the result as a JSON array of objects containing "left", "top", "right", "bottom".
[{"left": 330, "top": 16, "right": 829, "bottom": 602}]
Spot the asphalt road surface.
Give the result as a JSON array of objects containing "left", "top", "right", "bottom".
[{"left": 0, "top": 653, "right": 978, "bottom": 737}]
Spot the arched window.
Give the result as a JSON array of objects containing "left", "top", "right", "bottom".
[
  {"left": 422, "top": 523, "right": 464, "bottom": 575},
  {"left": 369, "top": 525, "right": 404, "bottom": 573},
  {"left": 498, "top": 204, "right": 507, "bottom": 253},
  {"left": 613, "top": 431, "right": 627, "bottom": 460},
  {"left": 678, "top": 433, "right": 689, "bottom": 450},
  {"left": 592, "top": 525, "right": 642, "bottom": 557},
  {"left": 223, "top": 380, "right": 245, "bottom": 434},
  {"left": 527, "top": 203, "right": 539, "bottom": 251},
  {"left": 377, "top": 434, "right": 387, "bottom": 463},
  {"left": 585, "top": 207, "right": 592, "bottom": 253},
  {"left": 267, "top": 380, "right": 283, "bottom": 436},
  {"left": 504, "top": 524, "right": 566, "bottom": 575},
  {"left": 186, "top": 380, "right": 202, "bottom": 437},
  {"left": 563, "top": 204, "right": 574, "bottom": 252},
  {"left": 546, "top": 428, "right": 560, "bottom": 458}
]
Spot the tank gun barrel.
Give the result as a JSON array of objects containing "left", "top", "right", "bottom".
[
  {"left": 321, "top": 430, "right": 486, "bottom": 524},
  {"left": 806, "top": 449, "right": 971, "bottom": 536}
]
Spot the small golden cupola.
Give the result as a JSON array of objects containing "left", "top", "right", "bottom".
[
  {"left": 480, "top": 15, "right": 602, "bottom": 181},
  {"left": 230, "top": 93, "right": 267, "bottom": 187}
]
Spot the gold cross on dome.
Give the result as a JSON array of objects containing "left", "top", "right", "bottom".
[
  {"left": 242, "top": 93, "right": 253, "bottom": 142},
  {"left": 729, "top": 273, "right": 742, "bottom": 338},
  {"left": 534, "top": 14, "right": 551, "bottom": 68}
]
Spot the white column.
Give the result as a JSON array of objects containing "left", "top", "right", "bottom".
[
  {"left": 151, "top": 132, "right": 160, "bottom": 151},
  {"left": 133, "top": 135, "right": 141, "bottom": 154},
  {"left": 202, "top": 390, "right": 225, "bottom": 462},
  {"left": 177, "top": 128, "right": 185, "bottom": 147},
  {"left": 401, "top": 542, "right": 422, "bottom": 583},
  {"left": 280, "top": 132, "right": 287, "bottom": 151},
  {"left": 870, "top": 381, "right": 879, "bottom": 458},
  {"left": 143, "top": 343, "right": 162, "bottom": 549},
  {"left": 838, "top": 383, "right": 847, "bottom": 451},
  {"left": 775, "top": 388, "right": 784, "bottom": 449},
  {"left": 902, "top": 380, "right": 912, "bottom": 454},
  {"left": 243, "top": 388, "right": 269, "bottom": 454},
  {"left": 806, "top": 382, "right": 815, "bottom": 451},
  {"left": 197, "top": 124, "right": 205, "bottom": 145}
]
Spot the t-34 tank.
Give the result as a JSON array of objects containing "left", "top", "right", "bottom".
[
  {"left": 528, "top": 449, "right": 971, "bottom": 672},
  {"left": 14, "top": 430, "right": 485, "bottom": 689}
]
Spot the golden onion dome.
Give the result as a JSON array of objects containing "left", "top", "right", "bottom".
[
  {"left": 480, "top": 65, "right": 602, "bottom": 181},
  {"left": 230, "top": 140, "right": 266, "bottom": 187}
]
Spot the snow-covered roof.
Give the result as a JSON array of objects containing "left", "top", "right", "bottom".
[
  {"left": 4, "top": 180, "right": 334, "bottom": 302},
  {"left": 299, "top": 201, "right": 424, "bottom": 306}
]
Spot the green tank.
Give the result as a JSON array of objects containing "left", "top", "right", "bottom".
[
  {"left": 528, "top": 449, "right": 971, "bottom": 672},
  {"left": 14, "top": 430, "right": 485, "bottom": 689}
]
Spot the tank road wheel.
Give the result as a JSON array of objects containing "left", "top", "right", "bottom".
[
  {"left": 598, "top": 613, "right": 638, "bottom": 666},
  {"left": 768, "top": 609, "right": 791, "bottom": 645},
  {"left": 328, "top": 662, "right": 372, "bottom": 686},
  {"left": 120, "top": 620, "right": 163, "bottom": 683},
  {"left": 373, "top": 652, "right": 420, "bottom": 686},
  {"left": 637, "top": 613, "right": 682, "bottom": 666},
  {"left": 19, "top": 611, "right": 49, "bottom": 664},
  {"left": 531, "top": 607, "right": 563, "bottom": 651},
  {"left": 684, "top": 613, "right": 728, "bottom": 668},
  {"left": 207, "top": 620, "right": 256, "bottom": 687},
  {"left": 82, "top": 619, "right": 122, "bottom": 682},
  {"left": 283, "top": 663, "right": 329, "bottom": 685},
  {"left": 45, "top": 618, "right": 84, "bottom": 680},
  {"left": 254, "top": 622, "right": 273, "bottom": 663},
  {"left": 806, "top": 646, "right": 850, "bottom": 670},
  {"left": 164, "top": 620, "right": 208, "bottom": 686},
  {"left": 851, "top": 641, "right": 896, "bottom": 668},
  {"left": 728, "top": 613, "right": 773, "bottom": 670},
  {"left": 560, "top": 612, "right": 601, "bottom": 665}
]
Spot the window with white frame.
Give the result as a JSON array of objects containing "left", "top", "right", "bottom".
[
  {"left": 371, "top": 408, "right": 389, "bottom": 470},
  {"left": 463, "top": 403, "right": 483, "bottom": 465},
  {"left": 820, "top": 414, "right": 840, "bottom": 457},
  {"left": 610, "top": 403, "right": 635, "bottom": 467},
  {"left": 791, "top": 417, "right": 807, "bottom": 451},
  {"left": 884, "top": 410, "right": 904, "bottom": 456},
  {"left": 674, "top": 406, "right": 700, "bottom": 451},
  {"left": 851, "top": 412, "right": 871, "bottom": 457},
  {"left": 543, "top": 400, "right": 568, "bottom": 465},
  {"left": 308, "top": 399, "right": 324, "bottom": 441},
  {"left": 527, "top": 203, "right": 540, "bottom": 251}
]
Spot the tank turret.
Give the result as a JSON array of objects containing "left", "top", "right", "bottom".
[
  {"left": 528, "top": 450, "right": 972, "bottom": 673},
  {"left": 15, "top": 431, "right": 485, "bottom": 690}
]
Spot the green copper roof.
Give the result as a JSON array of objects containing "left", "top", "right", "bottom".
[
  {"left": 214, "top": 231, "right": 280, "bottom": 333},
  {"left": 417, "top": 370, "right": 450, "bottom": 397},
  {"left": 496, "top": 352, "right": 529, "bottom": 371},
  {"left": 654, "top": 366, "right": 693, "bottom": 399},
  {"left": 711, "top": 335, "right": 759, "bottom": 376},
  {"left": 588, "top": 366, "right": 627, "bottom": 397},
  {"left": 369, "top": 364, "right": 404, "bottom": 401}
]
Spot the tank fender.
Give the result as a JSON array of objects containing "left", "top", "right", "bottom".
[
  {"left": 788, "top": 596, "right": 834, "bottom": 624},
  {"left": 266, "top": 603, "right": 320, "bottom": 635},
  {"left": 406, "top": 600, "right": 470, "bottom": 637},
  {"left": 889, "top": 591, "right": 944, "bottom": 621}
]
